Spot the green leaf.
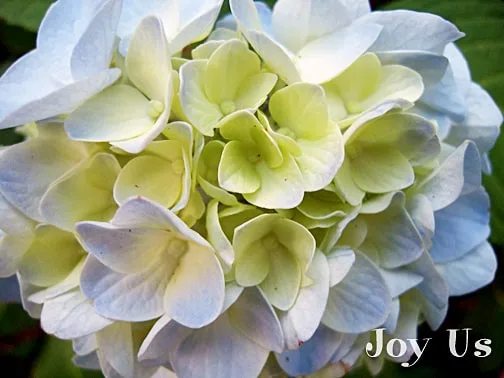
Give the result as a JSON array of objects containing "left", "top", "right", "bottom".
[
  {"left": 384, "top": 0, "right": 504, "bottom": 245},
  {"left": 0, "top": 0, "right": 53, "bottom": 32},
  {"left": 33, "top": 336, "right": 102, "bottom": 378}
]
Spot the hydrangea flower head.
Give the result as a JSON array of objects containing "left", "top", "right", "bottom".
[{"left": 0, "top": 0, "right": 501, "bottom": 377}]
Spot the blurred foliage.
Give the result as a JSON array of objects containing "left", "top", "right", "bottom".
[
  {"left": 0, "top": 0, "right": 53, "bottom": 32},
  {"left": 0, "top": 0, "right": 503, "bottom": 377}
]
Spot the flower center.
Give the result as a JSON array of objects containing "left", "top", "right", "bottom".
[
  {"left": 171, "top": 159, "right": 185, "bottom": 175},
  {"left": 346, "top": 100, "right": 364, "bottom": 115},
  {"left": 167, "top": 238, "right": 189, "bottom": 259},
  {"left": 148, "top": 100, "right": 165, "bottom": 119},
  {"left": 247, "top": 148, "right": 262, "bottom": 164},
  {"left": 220, "top": 100, "right": 236, "bottom": 116},
  {"left": 277, "top": 127, "right": 296, "bottom": 140},
  {"left": 262, "top": 234, "right": 280, "bottom": 251}
]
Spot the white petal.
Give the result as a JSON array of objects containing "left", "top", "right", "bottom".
[
  {"left": 380, "top": 268, "right": 423, "bottom": 298},
  {"left": 169, "top": 3, "right": 224, "bottom": 54},
  {"left": 437, "top": 242, "right": 497, "bottom": 296},
  {"left": 80, "top": 256, "right": 169, "bottom": 322},
  {"left": 41, "top": 289, "right": 113, "bottom": 339},
  {"left": 229, "top": 0, "right": 264, "bottom": 31},
  {"left": 96, "top": 322, "right": 136, "bottom": 378},
  {"left": 138, "top": 315, "right": 192, "bottom": 367},
  {"left": 73, "top": 352, "right": 101, "bottom": 370},
  {"left": 0, "top": 127, "right": 89, "bottom": 221},
  {"left": 229, "top": 287, "right": 284, "bottom": 353},
  {"left": 280, "top": 251, "right": 330, "bottom": 350},
  {"left": 360, "top": 193, "right": 424, "bottom": 268},
  {"left": 73, "top": 334, "right": 97, "bottom": 356},
  {"left": 206, "top": 200, "right": 234, "bottom": 272},
  {"left": 430, "top": 189, "right": 490, "bottom": 263},
  {"left": 110, "top": 197, "right": 211, "bottom": 248},
  {"left": 0, "top": 65, "right": 121, "bottom": 129},
  {"left": 246, "top": 30, "right": 300, "bottom": 84},
  {"left": 323, "top": 251, "right": 391, "bottom": 333},
  {"left": 383, "top": 298, "right": 400, "bottom": 333},
  {"left": 298, "top": 23, "right": 382, "bottom": 84},
  {"left": 326, "top": 248, "right": 356, "bottom": 287},
  {"left": 71, "top": 0, "right": 122, "bottom": 80},
  {"left": 164, "top": 244, "right": 225, "bottom": 328},
  {"left": 447, "top": 83, "right": 502, "bottom": 154},
  {"left": 276, "top": 325, "right": 342, "bottom": 377},
  {"left": 415, "top": 141, "right": 481, "bottom": 211},
  {"left": 421, "top": 65, "right": 467, "bottom": 122},
  {"left": 76, "top": 221, "right": 171, "bottom": 274},
  {"left": 173, "top": 314, "right": 269, "bottom": 378},
  {"left": 362, "top": 10, "right": 464, "bottom": 53},
  {"left": 65, "top": 85, "right": 154, "bottom": 142},
  {"left": 406, "top": 252, "right": 448, "bottom": 313},
  {"left": 126, "top": 16, "right": 172, "bottom": 102},
  {"left": 377, "top": 50, "right": 449, "bottom": 88}
]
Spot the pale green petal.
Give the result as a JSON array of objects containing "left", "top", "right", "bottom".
[
  {"left": 297, "top": 191, "right": 349, "bottom": 220},
  {"left": 220, "top": 111, "right": 283, "bottom": 168},
  {"left": 244, "top": 155, "right": 304, "bottom": 209},
  {"left": 198, "top": 176, "right": 239, "bottom": 207},
  {"left": 326, "top": 53, "right": 382, "bottom": 108},
  {"left": 114, "top": 155, "right": 183, "bottom": 208},
  {"left": 333, "top": 158, "right": 365, "bottom": 206},
  {"left": 233, "top": 214, "right": 278, "bottom": 261},
  {"left": 235, "top": 72, "right": 278, "bottom": 109},
  {"left": 218, "top": 140, "right": 261, "bottom": 194},
  {"left": 179, "top": 60, "right": 223, "bottom": 136},
  {"left": 177, "top": 189, "right": 206, "bottom": 228},
  {"left": 296, "top": 130, "right": 344, "bottom": 191},
  {"left": 28, "top": 258, "right": 84, "bottom": 304},
  {"left": 204, "top": 39, "right": 261, "bottom": 104},
  {"left": 198, "top": 140, "right": 225, "bottom": 185},
  {"left": 219, "top": 110, "right": 264, "bottom": 146},
  {"left": 360, "top": 65, "right": 424, "bottom": 110},
  {"left": 114, "top": 140, "right": 185, "bottom": 209},
  {"left": 18, "top": 225, "right": 84, "bottom": 287},
  {"left": 325, "top": 90, "right": 348, "bottom": 123},
  {"left": 261, "top": 246, "right": 301, "bottom": 311},
  {"left": 245, "top": 30, "right": 301, "bottom": 84},
  {"left": 221, "top": 205, "right": 264, "bottom": 242},
  {"left": 126, "top": 16, "right": 172, "bottom": 102},
  {"left": 259, "top": 110, "right": 302, "bottom": 157},
  {"left": 65, "top": 85, "right": 154, "bottom": 142},
  {"left": 272, "top": 219, "right": 315, "bottom": 271},
  {"left": 235, "top": 239, "right": 271, "bottom": 286},
  {"left": 269, "top": 83, "right": 329, "bottom": 139},
  {"left": 351, "top": 113, "right": 440, "bottom": 165},
  {"left": 198, "top": 140, "right": 239, "bottom": 206},
  {"left": 40, "top": 153, "right": 120, "bottom": 232},
  {"left": 192, "top": 40, "right": 226, "bottom": 60},
  {"left": 351, "top": 147, "right": 414, "bottom": 193},
  {"left": 0, "top": 124, "right": 90, "bottom": 222},
  {"left": 251, "top": 126, "right": 284, "bottom": 169}
]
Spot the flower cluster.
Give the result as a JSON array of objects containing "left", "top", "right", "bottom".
[{"left": 0, "top": 0, "right": 502, "bottom": 377}]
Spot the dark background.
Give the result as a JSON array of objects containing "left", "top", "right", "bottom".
[{"left": 0, "top": 0, "right": 503, "bottom": 377}]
